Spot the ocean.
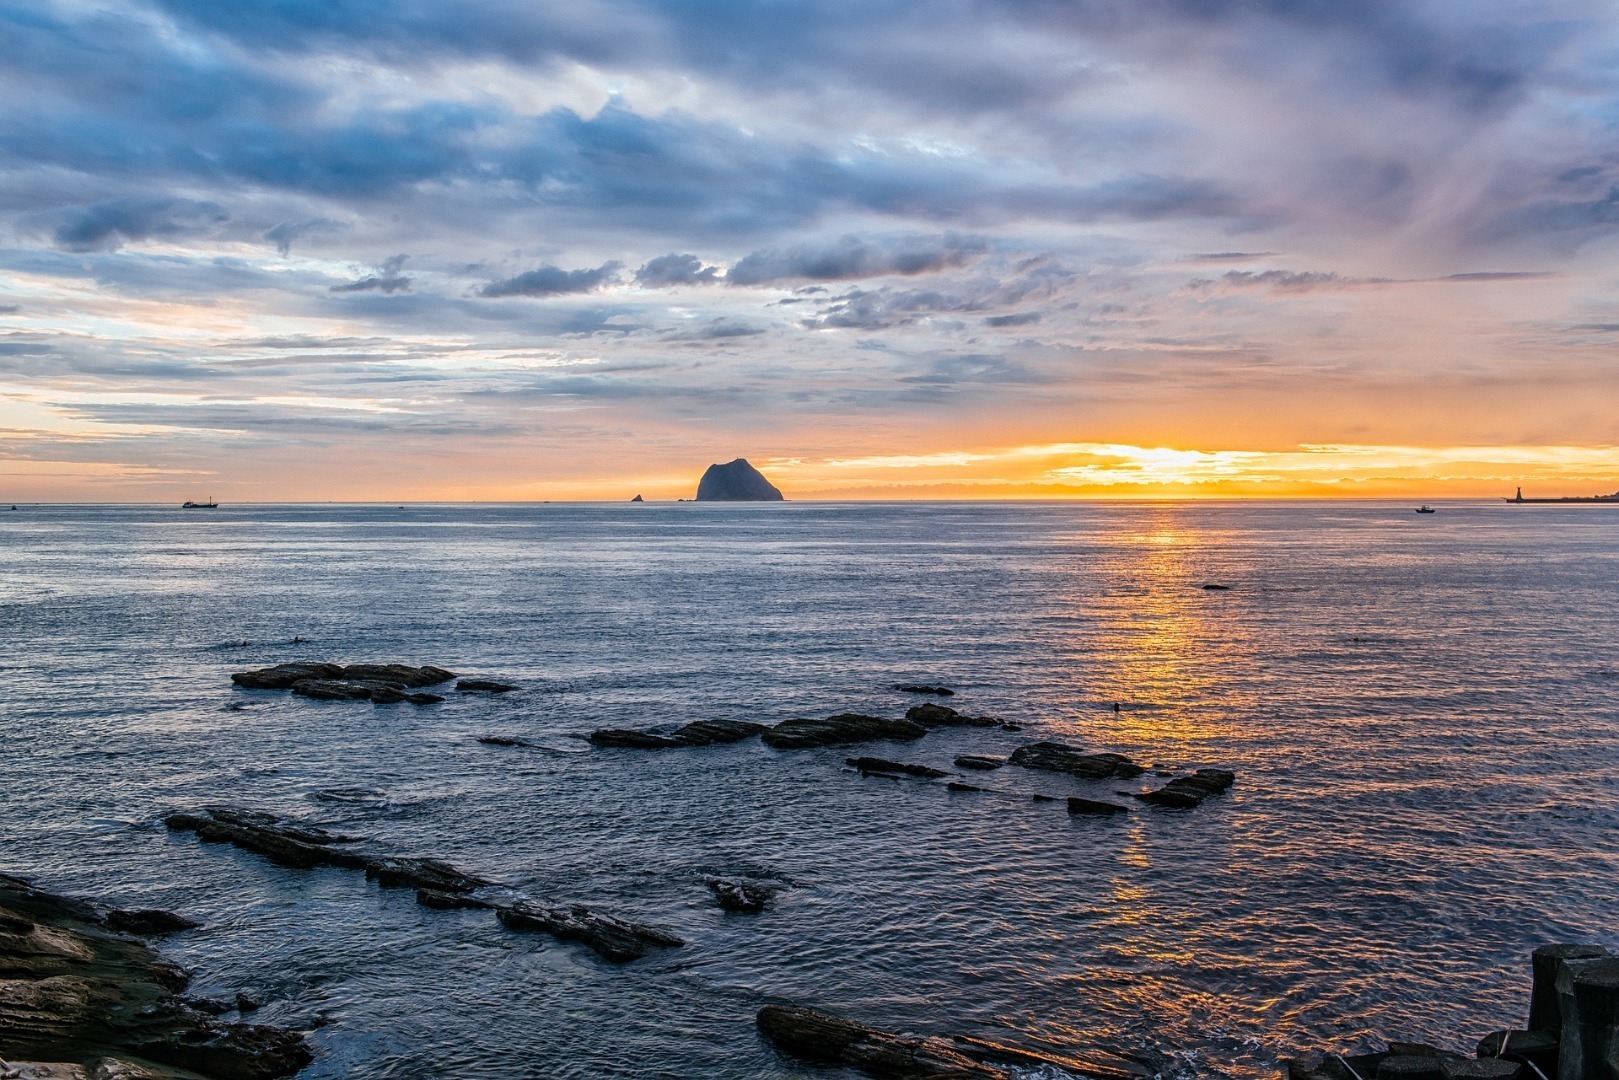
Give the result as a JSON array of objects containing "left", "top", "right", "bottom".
[{"left": 2, "top": 500, "right": 1616, "bottom": 1078}]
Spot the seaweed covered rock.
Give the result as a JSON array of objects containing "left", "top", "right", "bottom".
[
  {"left": 1007, "top": 742, "right": 1146, "bottom": 779},
  {"left": 0, "top": 874, "right": 310, "bottom": 1079},
  {"left": 762, "top": 714, "right": 926, "bottom": 750}
]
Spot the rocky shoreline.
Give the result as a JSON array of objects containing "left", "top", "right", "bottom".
[{"left": 0, "top": 874, "right": 309, "bottom": 1080}]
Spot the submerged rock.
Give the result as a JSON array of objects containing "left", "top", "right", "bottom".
[
  {"left": 588, "top": 719, "right": 766, "bottom": 749},
  {"left": 953, "top": 755, "right": 1005, "bottom": 771},
  {"left": 1008, "top": 742, "right": 1146, "bottom": 779},
  {"left": 101, "top": 910, "right": 199, "bottom": 936},
  {"left": 705, "top": 877, "right": 780, "bottom": 913},
  {"left": 903, "top": 703, "right": 1000, "bottom": 728},
  {"left": 895, "top": 684, "right": 954, "bottom": 697},
  {"left": 947, "top": 782, "right": 983, "bottom": 793},
  {"left": 495, "top": 901, "right": 683, "bottom": 962},
  {"left": 1134, "top": 768, "right": 1236, "bottom": 809},
  {"left": 845, "top": 757, "right": 949, "bottom": 779},
  {"left": 477, "top": 735, "right": 536, "bottom": 748},
  {"left": 456, "top": 679, "right": 516, "bottom": 693},
  {"left": 1067, "top": 797, "right": 1130, "bottom": 816},
  {"left": 694, "top": 457, "right": 784, "bottom": 501},
  {"left": 0, "top": 873, "right": 310, "bottom": 1079},
  {"left": 762, "top": 714, "right": 926, "bottom": 750}
]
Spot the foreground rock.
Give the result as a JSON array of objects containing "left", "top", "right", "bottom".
[
  {"left": 1007, "top": 742, "right": 1146, "bottom": 779},
  {"left": 495, "top": 901, "right": 683, "bottom": 962},
  {"left": 588, "top": 719, "right": 766, "bottom": 749},
  {"left": 904, "top": 703, "right": 1002, "bottom": 728},
  {"left": 1133, "top": 768, "right": 1236, "bottom": 809},
  {"left": 0, "top": 873, "right": 310, "bottom": 1079},
  {"left": 694, "top": 457, "right": 784, "bottom": 501},
  {"left": 846, "top": 757, "right": 949, "bottom": 779},
  {"left": 164, "top": 807, "right": 489, "bottom": 894},
  {"left": 756, "top": 1004, "right": 1149, "bottom": 1080},
  {"left": 230, "top": 662, "right": 456, "bottom": 705},
  {"left": 762, "top": 714, "right": 926, "bottom": 750}
]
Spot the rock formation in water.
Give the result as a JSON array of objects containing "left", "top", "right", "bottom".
[
  {"left": 630, "top": 494, "right": 644, "bottom": 502},
  {"left": 1007, "top": 741, "right": 1146, "bottom": 779},
  {"left": 230, "top": 662, "right": 470, "bottom": 704},
  {"left": 845, "top": 756, "right": 949, "bottom": 779},
  {"left": 1132, "top": 768, "right": 1236, "bottom": 808},
  {"left": 0, "top": 873, "right": 310, "bottom": 1079},
  {"left": 694, "top": 458, "right": 784, "bottom": 501},
  {"left": 762, "top": 713, "right": 926, "bottom": 749},
  {"left": 588, "top": 719, "right": 766, "bottom": 749},
  {"left": 904, "top": 703, "right": 1003, "bottom": 728},
  {"left": 495, "top": 902, "right": 683, "bottom": 963}
]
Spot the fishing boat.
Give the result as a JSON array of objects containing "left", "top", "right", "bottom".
[
  {"left": 1415, "top": 505, "right": 1436, "bottom": 514},
  {"left": 181, "top": 497, "right": 218, "bottom": 509}
]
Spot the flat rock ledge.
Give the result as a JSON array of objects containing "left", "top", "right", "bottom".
[
  {"left": 762, "top": 714, "right": 927, "bottom": 749},
  {"left": 1133, "top": 769, "right": 1236, "bottom": 809},
  {"left": 756, "top": 1004, "right": 1151, "bottom": 1080},
  {"left": 230, "top": 662, "right": 456, "bottom": 704},
  {"left": 903, "top": 704, "right": 1003, "bottom": 728},
  {"left": 588, "top": 719, "right": 766, "bottom": 749},
  {"left": 495, "top": 901, "right": 683, "bottom": 963},
  {"left": 164, "top": 807, "right": 488, "bottom": 894},
  {"left": 0, "top": 873, "right": 309, "bottom": 1080},
  {"left": 846, "top": 757, "right": 949, "bottom": 779},
  {"left": 1007, "top": 742, "right": 1146, "bottom": 779}
]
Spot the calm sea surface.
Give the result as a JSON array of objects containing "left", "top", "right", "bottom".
[{"left": 2, "top": 501, "right": 1617, "bottom": 1078}]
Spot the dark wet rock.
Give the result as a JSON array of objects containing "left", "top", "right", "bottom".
[
  {"left": 1289, "top": 1051, "right": 1389, "bottom": 1080},
  {"left": 1201, "top": 583, "right": 1230, "bottom": 590},
  {"left": 103, "top": 910, "right": 198, "bottom": 937},
  {"left": 1000, "top": 723, "right": 1023, "bottom": 732},
  {"left": 705, "top": 877, "right": 780, "bottom": 913},
  {"left": 368, "top": 685, "right": 407, "bottom": 704},
  {"left": 405, "top": 692, "right": 444, "bottom": 705},
  {"left": 165, "top": 807, "right": 490, "bottom": 894},
  {"left": 179, "top": 996, "right": 232, "bottom": 1016},
  {"left": 1442, "top": 1060, "right": 1522, "bottom": 1080},
  {"left": 233, "top": 993, "right": 261, "bottom": 1014},
  {"left": 290, "top": 679, "right": 374, "bottom": 700},
  {"left": 588, "top": 719, "right": 766, "bottom": 749},
  {"left": 228, "top": 662, "right": 344, "bottom": 690},
  {"left": 947, "top": 782, "right": 983, "bottom": 793},
  {"left": 1067, "top": 797, "right": 1130, "bottom": 816},
  {"left": 477, "top": 735, "right": 535, "bottom": 748},
  {"left": 1008, "top": 742, "right": 1146, "bottom": 779},
  {"left": 954, "top": 756, "right": 1005, "bottom": 771},
  {"left": 1530, "top": 942, "right": 1609, "bottom": 1033},
  {"left": 949, "top": 1034, "right": 1152, "bottom": 1080},
  {"left": 415, "top": 889, "right": 495, "bottom": 911},
  {"left": 1030, "top": 794, "right": 1059, "bottom": 803},
  {"left": 695, "top": 457, "right": 784, "bottom": 501},
  {"left": 846, "top": 757, "right": 948, "bottom": 779},
  {"left": 0, "top": 873, "right": 311, "bottom": 1079},
  {"left": 1134, "top": 768, "right": 1236, "bottom": 809},
  {"left": 456, "top": 679, "right": 515, "bottom": 693},
  {"left": 342, "top": 664, "right": 454, "bottom": 687},
  {"left": 756, "top": 1004, "right": 1006, "bottom": 1078},
  {"left": 1477, "top": 1030, "right": 1557, "bottom": 1070},
  {"left": 762, "top": 714, "right": 926, "bottom": 750},
  {"left": 896, "top": 684, "right": 954, "bottom": 696},
  {"left": 495, "top": 901, "right": 683, "bottom": 962},
  {"left": 904, "top": 703, "right": 1000, "bottom": 728},
  {"left": 1378, "top": 1055, "right": 1447, "bottom": 1080}
]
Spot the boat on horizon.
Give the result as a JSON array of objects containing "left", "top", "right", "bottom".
[
  {"left": 181, "top": 497, "right": 218, "bottom": 509},
  {"left": 1504, "top": 486, "right": 1619, "bottom": 504},
  {"left": 1415, "top": 505, "right": 1436, "bottom": 514}
]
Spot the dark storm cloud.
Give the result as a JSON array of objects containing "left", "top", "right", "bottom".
[
  {"left": 332, "top": 255, "right": 412, "bottom": 294},
  {"left": 479, "top": 262, "right": 624, "bottom": 298},
  {"left": 32, "top": 198, "right": 228, "bottom": 253},
  {"left": 635, "top": 253, "right": 722, "bottom": 286},
  {"left": 729, "top": 235, "right": 990, "bottom": 286}
]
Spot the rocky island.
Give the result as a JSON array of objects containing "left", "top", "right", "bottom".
[{"left": 695, "top": 458, "right": 784, "bottom": 501}]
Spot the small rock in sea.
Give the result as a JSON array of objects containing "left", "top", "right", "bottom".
[
  {"left": 954, "top": 755, "right": 1006, "bottom": 771},
  {"left": 588, "top": 719, "right": 766, "bottom": 749},
  {"left": 947, "top": 781, "right": 983, "bottom": 793},
  {"left": 457, "top": 679, "right": 516, "bottom": 693},
  {"left": 904, "top": 703, "right": 1000, "bottom": 728},
  {"left": 705, "top": 877, "right": 780, "bottom": 913},
  {"left": 1031, "top": 793, "right": 1059, "bottom": 802},
  {"left": 415, "top": 889, "right": 495, "bottom": 911},
  {"left": 231, "top": 662, "right": 456, "bottom": 704},
  {"left": 180, "top": 995, "right": 234, "bottom": 1015},
  {"left": 845, "top": 756, "right": 948, "bottom": 778},
  {"left": 1202, "top": 583, "right": 1230, "bottom": 590},
  {"left": 1134, "top": 768, "right": 1236, "bottom": 809},
  {"left": 406, "top": 692, "right": 444, "bottom": 705},
  {"left": 761, "top": 713, "right": 926, "bottom": 749},
  {"left": 478, "top": 735, "right": 535, "bottom": 748},
  {"left": 1067, "top": 797, "right": 1130, "bottom": 816},
  {"left": 1000, "top": 722, "right": 1023, "bottom": 732},
  {"left": 496, "top": 900, "right": 683, "bottom": 962},
  {"left": 103, "top": 908, "right": 200, "bottom": 935},
  {"left": 1008, "top": 741, "right": 1146, "bottom": 779},
  {"left": 896, "top": 684, "right": 955, "bottom": 696},
  {"left": 236, "top": 991, "right": 263, "bottom": 1013}
]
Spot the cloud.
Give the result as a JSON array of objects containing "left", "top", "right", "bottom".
[
  {"left": 332, "top": 255, "right": 412, "bottom": 294},
  {"left": 479, "top": 262, "right": 623, "bottom": 298},
  {"left": 265, "top": 218, "right": 346, "bottom": 256},
  {"left": 984, "top": 312, "right": 1041, "bottom": 327},
  {"left": 1438, "top": 271, "right": 1556, "bottom": 282},
  {"left": 1188, "top": 252, "right": 1278, "bottom": 262},
  {"left": 0, "top": 305, "right": 20, "bottom": 315},
  {"left": 35, "top": 198, "right": 228, "bottom": 253},
  {"left": 635, "top": 253, "right": 722, "bottom": 286},
  {"left": 729, "top": 234, "right": 990, "bottom": 286},
  {"left": 1190, "top": 269, "right": 1387, "bottom": 293}
]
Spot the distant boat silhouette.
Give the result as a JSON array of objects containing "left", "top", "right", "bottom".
[
  {"left": 181, "top": 497, "right": 218, "bottom": 509},
  {"left": 1415, "top": 505, "right": 1436, "bottom": 514}
]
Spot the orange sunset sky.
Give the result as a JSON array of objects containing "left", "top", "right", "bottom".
[{"left": 3, "top": 1, "right": 1618, "bottom": 501}]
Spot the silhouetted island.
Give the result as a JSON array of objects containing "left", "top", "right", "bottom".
[{"left": 695, "top": 457, "right": 784, "bottom": 501}]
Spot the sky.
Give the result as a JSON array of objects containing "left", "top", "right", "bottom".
[{"left": 3, "top": 0, "right": 1619, "bottom": 501}]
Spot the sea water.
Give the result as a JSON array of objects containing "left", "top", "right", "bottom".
[{"left": 2, "top": 501, "right": 1617, "bottom": 1078}]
